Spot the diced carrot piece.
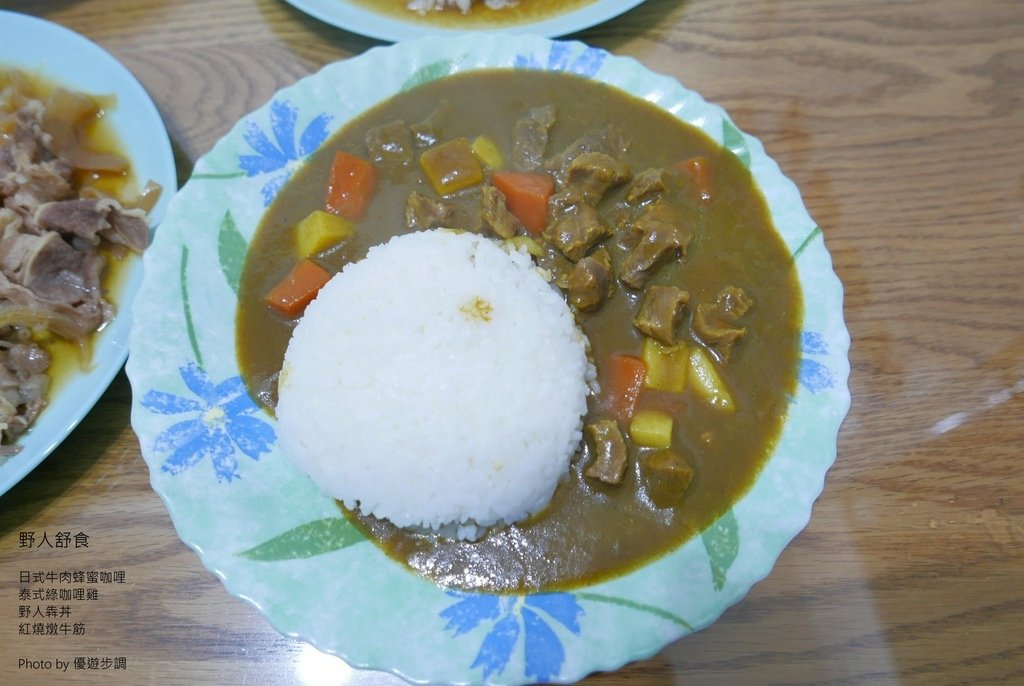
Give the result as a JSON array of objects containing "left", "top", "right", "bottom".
[
  {"left": 674, "top": 156, "right": 713, "bottom": 203},
  {"left": 264, "top": 259, "right": 332, "bottom": 318},
  {"left": 419, "top": 138, "right": 484, "bottom": 195},
  {"left": 325, "top": 151, "right": 377, "bottom": 221},
  {"left": 601, "top": 353, "right": 647, "bottom": 422},
  {"left": 491, "top": 171, "right": 554, "bottom": 235}
]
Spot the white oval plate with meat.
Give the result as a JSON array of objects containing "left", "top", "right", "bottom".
[
  {"left": 282, "top": 0, "right": 648, "bottom": 42},
  {"left": 0, "top": 11, "right": 176, "bottom": 496}
]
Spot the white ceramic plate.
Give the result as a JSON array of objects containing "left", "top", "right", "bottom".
[
  {"left": 128, "top": 34, "right": 849, "bottom": 684},
  {"left": 0, "top": 11, "right": 177, "bottom": 495},
  {"left": 282, "top": 0, "right": 648, "bottom": 42}
]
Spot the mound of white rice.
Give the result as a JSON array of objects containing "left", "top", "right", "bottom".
[{"left": 276, "top": 229, "right": 590, "bottom": 538}]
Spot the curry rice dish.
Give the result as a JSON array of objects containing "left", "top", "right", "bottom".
[{"left": 237, "top": 69, "right": 802, "bottom": 593}]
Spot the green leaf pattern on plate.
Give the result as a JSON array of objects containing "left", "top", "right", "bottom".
[
  {"left": 402, "top": 58, "right": 457, "bottom": 91},
  {"left": 178, "top": 245, "right": 204, "bottom": 368},
  {"left": 239, "top": 517, "right": 367, "bottom": 561},
  {"left": 576, "top": 592, "right": 694, "bottom": 630},
  {"left": 701, "top": 509, "right": 740, "bottom": 591},
  {"left": 722, "top": 119, "right": 751, "bottom": 168},
  {"left": 218, "top": 210, "right": 247, "bottom": 295},
  {"left": 792, "top": 225, "right": 823, "bottom": 262}
]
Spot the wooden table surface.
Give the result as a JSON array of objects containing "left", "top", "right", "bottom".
[{"left": 1, "top": 0, "right": 1022, "bottom": 683}]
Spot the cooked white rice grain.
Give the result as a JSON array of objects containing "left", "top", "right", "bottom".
[{"left": 276, "top": 229, "right": 589, "bottom": 537}]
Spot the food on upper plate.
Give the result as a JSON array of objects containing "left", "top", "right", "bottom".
[
  {"left": 407, "top": 0, "right": 517, "bottom": 14},
  {"left": 346, "top": 0, "right": 597, "bottom": 28},
  {"left": 276, "top": 229, "right": 591, "bottom": 540},
  {"left": 236, "top": 69, "right": 802, "bottom": 592},
  {"left": 0, "top": 69, "right": 159, "bottom": 455}
]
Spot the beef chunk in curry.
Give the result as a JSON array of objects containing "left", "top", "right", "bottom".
[
  {"left": 567, "top": 247, "right": 612, "bottom": 312},
  {"left": 633, "top": 285, "right": 690, "bottom": 345}
]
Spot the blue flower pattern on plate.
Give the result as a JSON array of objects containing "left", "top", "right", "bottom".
[
  {"left": 799, "top": 331, "right": 837, "bottom": 393},
  {"left": 238, "top": 100, "right": 331, "bottom": 206},
  {"left": 514, "top": 43, "right": 607, "bottom": 77},
  {"left": 441, "top": 592, "right": 584, "bottom": 681},
  {"left": 142, "top": 363, "right": 275, "bottom": 482}
]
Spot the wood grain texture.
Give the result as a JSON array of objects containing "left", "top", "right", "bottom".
[{"left": 1, "top": 0, "right": 1022, "bottom": 683}]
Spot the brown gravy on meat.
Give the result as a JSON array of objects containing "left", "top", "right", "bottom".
[{"left": 237, "top": 70, "right": 802, "bottom": 592}]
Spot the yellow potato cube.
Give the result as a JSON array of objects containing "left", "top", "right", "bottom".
[
  {"left": 295, "top": 210, "right": 354, "bottom": 257},
  {"left": 419, "top": 138, "right": 484, "bottom": 196},
  {"left": 629, "top": 409, "right": 674, "bottom": 449},
  {"left": 641, "top": 337, "right": 688, "bottom": 393},
  {"left": 471, "top": 136, "right": 504, "bottom": 170},
  {"left": 688, "top": 347, "right": 735, "bottom": 411}
]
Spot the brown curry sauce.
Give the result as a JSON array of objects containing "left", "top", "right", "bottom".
[{"left": 236, "top": 70, "right": 802, "bottom": 593}]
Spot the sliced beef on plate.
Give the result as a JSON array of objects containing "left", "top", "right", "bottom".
[
  {"left": 0, "top": 105, "right": 75, "bottom": 215},
  {"left": 1, "top": 162, "right": 74, "bottom": 216},
  {"left": 34, "top": 198, "right": 149, "bottom": 252},
  {"left": 0, "top": 213, "right": 108, "bottom": 339},
  {"left": 0, "top": 332, "right": 51, "bottom": 451},
  {"left": 102, "top": 203, "right": 149, "bottom": 252},
  {"left": 1, "top": 229, "right": 105, "bottom": 306},
  {"left": 0, "top": 273, "right": 104, "bottom": 340}
]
